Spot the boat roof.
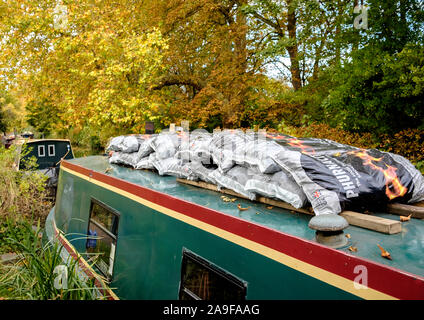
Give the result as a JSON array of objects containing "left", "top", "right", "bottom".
[
  {"left": 16, "top": 138, "right": 71, "bottom": 145},
  {"left": 67, "top": 155, "right": 424, "bottom": 278}
]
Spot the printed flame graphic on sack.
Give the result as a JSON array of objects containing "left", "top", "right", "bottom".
[
  {"left": 266, "top": 134, "right": 408, "bottom": 201},
  {"left": 286, "top": 137, "right": 316, "bottom": 155},
  {"left": 348, "top": 149, "right": 407, "bottom": 200},
  {"left": 266, "top": 134, "right": 316, "bottom": 155}
]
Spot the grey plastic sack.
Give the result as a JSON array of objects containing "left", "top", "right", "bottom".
[
  {"left": 149, "top": 133, "right": 181, "bottom": 160},
  {"left": 135, "top": 155, "right": 155, "bottom": 170},
  {"left": 244, "top": 169, "right": 307, "bottom": 209},
  {"left": 189, "top": 161, "right": 217, "bottom": 184},
  {"left": 271, "top": 170, "right": 308, "bottom": 209},
  {"left": 237, "top": 132, "right": 282, "bottom": 174},
  {"left": 209, "top": 165, "right": 256, "bottom": 200},
  {"left": 150, "top": 153, "right": 195, "bottom": 179},
  {"left": 135, "top": 134, "right": 156, "bottom": 159},
  {"left": 210, "top": 130, "right": 282, "bottom": 174},
  {"left": 109, "top": 151, "right": 139, "bottom": 167},
  {"left": 176, "top": 130, "right": 213, "bottom": 164},
  {"left": 210, "top": 130, "right": 247, "bottom": 173},
  {"left": 107, "top": 135, "right": 139, "bottom": 153}
]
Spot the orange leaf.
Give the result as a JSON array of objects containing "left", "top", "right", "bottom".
[
  {"left": 237, "top": 204, "right": 250, "bottom": 211},
  {"left": 377, "top": 244, "right": 392, "bottom": 260},
  {"left": 400, "top": 214, "right": 412, "bottom": 222}
]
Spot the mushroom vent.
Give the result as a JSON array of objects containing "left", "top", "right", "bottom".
[{"left": 308, "top": 214, "right": 349, "bottom": 249}]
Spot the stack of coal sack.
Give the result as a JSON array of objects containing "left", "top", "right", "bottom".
[{"left": 107, "top": 129, "right": 424, "bottom": 215}]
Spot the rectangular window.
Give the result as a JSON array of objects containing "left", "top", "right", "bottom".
[
  {"left": 38, "top": 145, "right": 45, "bottom": 157},
  {"left": 48, "top": 144, "right": 55, "bottom": 157},
  {"left": 86, "top": 198, "right": 120, "bottom": 281},
  {"left": 179, "top": 250, "right": 247, "bottom": 300}
]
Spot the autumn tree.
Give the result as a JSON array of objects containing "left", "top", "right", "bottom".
[
  {"left": 1, "top": 0, "right": 422, "bottom": 141},
  {"left": 0, "top": 0, "right": 169, "bottom": 137},
  {"left": 0, "top": 88, "right": 25, "bottom": 134},
  {"left": 145, "top": 0, "right": 260, "bottom": 128},
  {"left": 241, "top": 0, "right": 360, "bottom": 90}
]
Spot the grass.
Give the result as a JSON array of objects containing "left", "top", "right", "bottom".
[
  {"left": 0, "top": 217, "right": 108, "bottom": 300},
  {"left": 0, "top": 145, "right": 110, "bottom": 300}
]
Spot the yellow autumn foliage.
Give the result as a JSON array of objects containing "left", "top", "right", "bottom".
[{"left": 0, "top": 0, "right": 168, "bottom": 134}]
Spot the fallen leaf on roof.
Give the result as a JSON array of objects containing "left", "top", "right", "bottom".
[
  {"left": 348, "top": 246, "right": 357, "bottom": 252},
  {"left": 400, "top": 214, "right": 412, "bottom": 222},
  {"left": 267, "top": 206, "right": 273, "bottom": 209},
  {"left": 237, "top": 204, "right": 250, "bottom": 211},
  {"left": 345, "top": 234, "right": 351, "bottom": 239},
  {"left": 377, "top": 244, "right": 392, "bottom": 260},
  {"left": 221, "top": 196, "right": 232, "bottom": 202}
]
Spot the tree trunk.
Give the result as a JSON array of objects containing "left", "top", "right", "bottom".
[
  {"left": 286, "top": 0, "right": 301, "bottom": 90},
  {"left": 334, "top": 0, "right": 343, "bottom": 65}
]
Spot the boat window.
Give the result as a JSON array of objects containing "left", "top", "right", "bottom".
[
  {"left": 179, "top": 250, "right": 246, "bottom": 300},
  {"left": 48, "top": 144, "right": 55, "bottom": 157},
  {"left": 86, "top": 198, "right": 120, "bottom": 281},
  {"left": 38, "top": 145, "right": 45, "bottom": 157}
]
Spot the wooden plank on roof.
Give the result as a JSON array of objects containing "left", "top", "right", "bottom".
[
  {"left": 176, "top": 178, "right": 402, "bottom": 235},
  {"left": 414, "top": 201, "right": 424, "bottom": 208},
  {"left": 256, "top": 196, "right": 313, "bottom": 215},
  {"left": 387, "top": 203, "right": 424, "bottom": 219},
  {"left": 340, "top": 211, "right": 401, "bottom": 235}
]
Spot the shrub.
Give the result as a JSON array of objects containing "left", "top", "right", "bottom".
[
  {"left": 321, "top": 45, "right": 424, "bottom": 135},
  {"left": 378, "top": 128, "right": 424, "bottom": 164},
  {"left": 277, "top": 122, "right": 379, "bottom": 149},
  {"left": 0, "top": 145, "right": 52, "bottom": 222}
]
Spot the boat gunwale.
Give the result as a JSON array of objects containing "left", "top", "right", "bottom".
[{"left": 46, "top": 208, "right": 119, "bottom": 300}]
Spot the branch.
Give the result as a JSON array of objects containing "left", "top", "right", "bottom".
[
  {"left": 150, "top": 75, "right": 206, "bottom": 92},
  {"left": 250, "top": 11, "right": 284, "bottom": 37}
]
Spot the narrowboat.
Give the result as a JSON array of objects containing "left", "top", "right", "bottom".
[
  {"left": 16, "top": 139, "right": 74, "bottom": 197},
  {"left": 45, "top": 155, "right": 424, "bottom": 300}
]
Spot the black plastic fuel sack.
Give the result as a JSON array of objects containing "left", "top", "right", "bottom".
[{"left": 267, "top": 134, "right": 424, "bottom": 215}]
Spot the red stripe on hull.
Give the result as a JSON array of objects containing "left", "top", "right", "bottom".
[{"left": 61, "top": 160, "right": 424, "bottom": 300}]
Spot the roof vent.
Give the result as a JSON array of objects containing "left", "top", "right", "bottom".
[{"left": 308, "top": 214, "right": 349, "bottom": 249}]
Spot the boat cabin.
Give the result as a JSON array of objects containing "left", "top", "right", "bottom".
[
  {"left": 45, "top": 155, "right": 424, "bottom": 300},
  {"left": 17, "top": 139, "right": 74, "bottom": 171}
]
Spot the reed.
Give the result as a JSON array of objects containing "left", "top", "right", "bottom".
[{"left": 0, "top": 218, "right": 106, "bottom": 300}]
